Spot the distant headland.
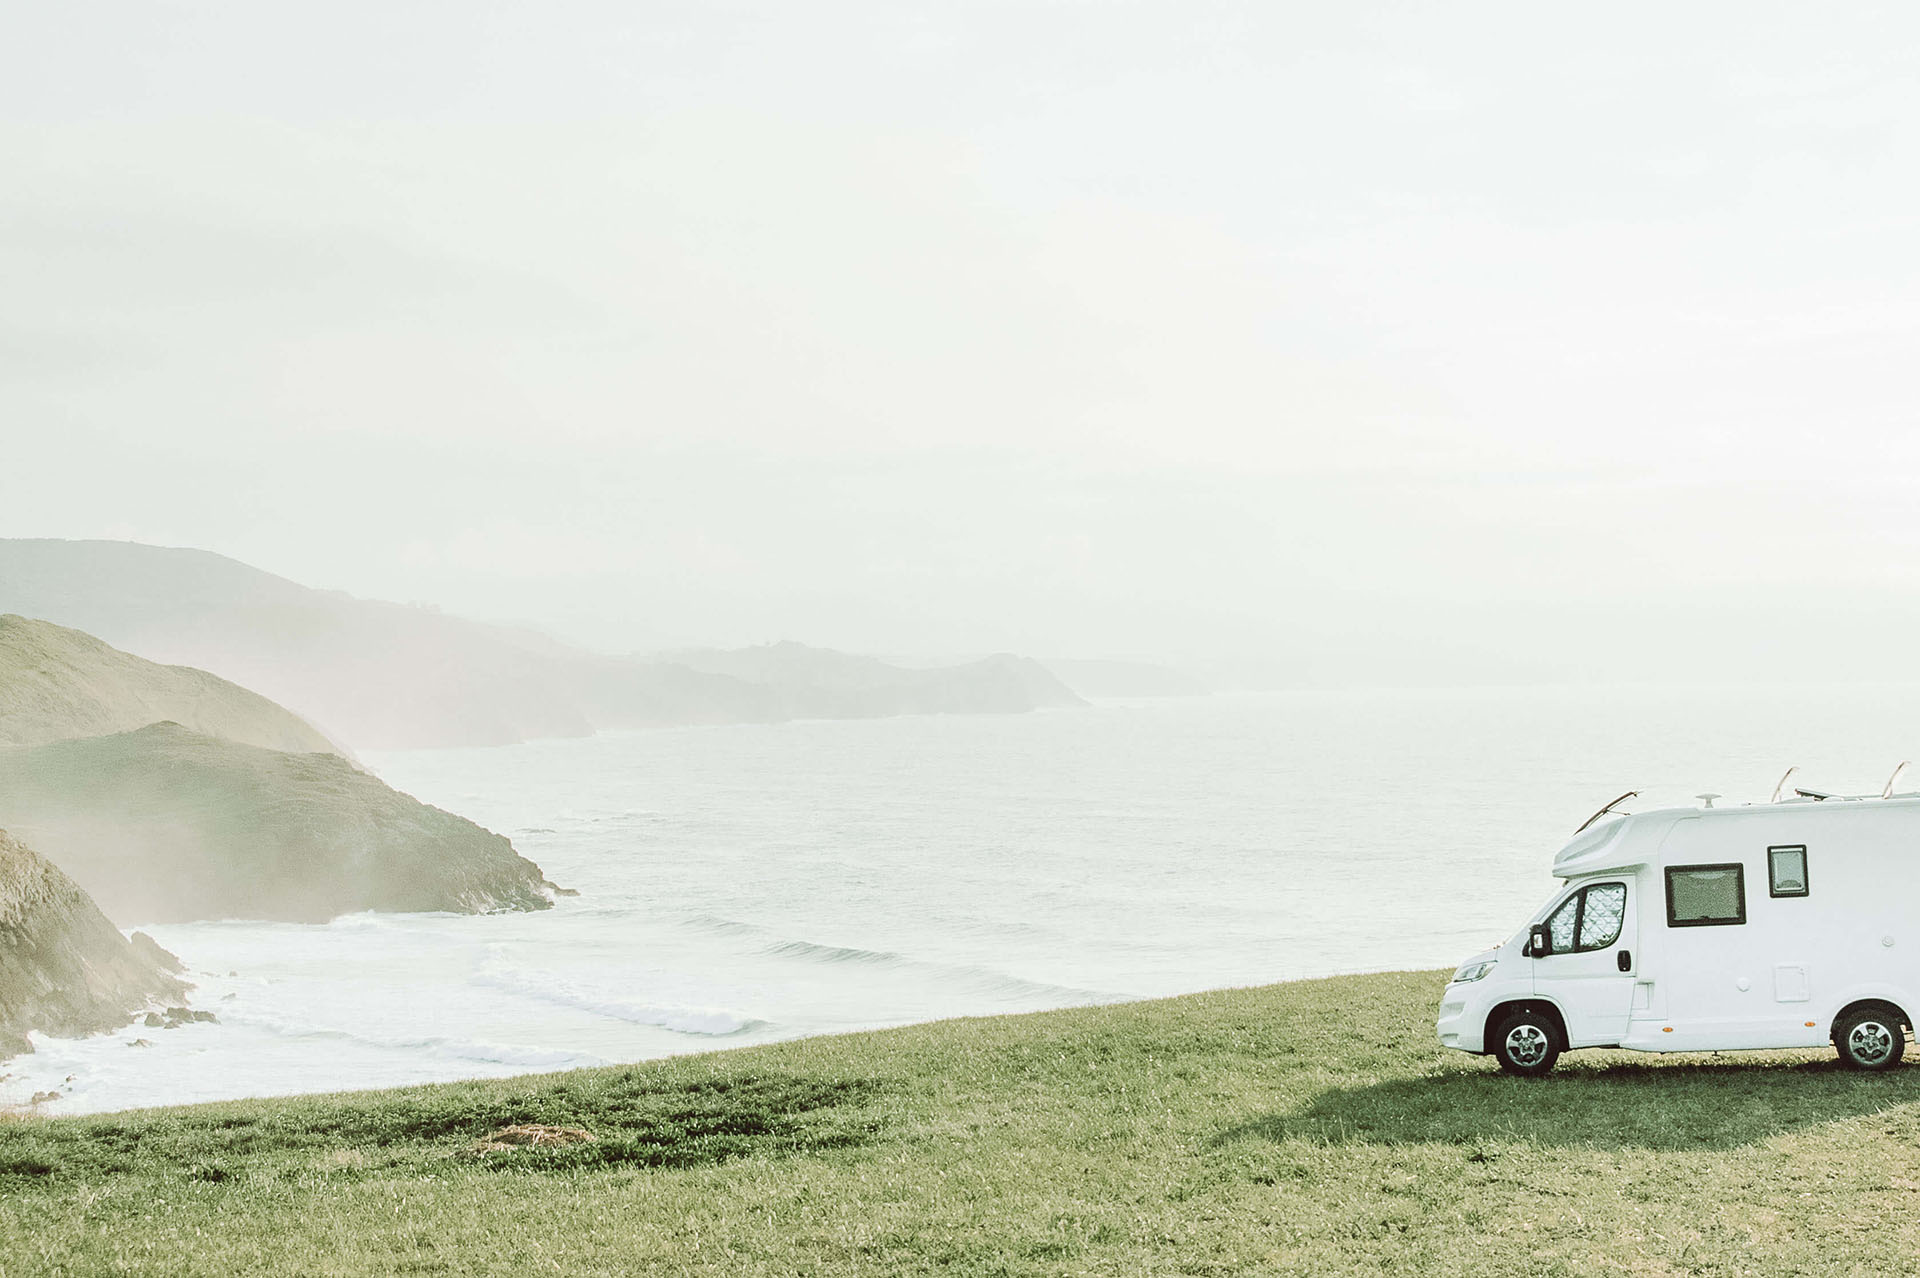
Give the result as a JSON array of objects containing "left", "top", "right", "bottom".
[{"left": 0, "top": 539, "right": 1103, "bottom": 752}]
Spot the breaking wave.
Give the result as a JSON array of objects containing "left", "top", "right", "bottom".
[
  {"left": 681, "top": 913, "right": 761, "bottom": 937},
  {"left": 762, "top": 938, "right": 907, "bottom": 967},
  {"left": 757, "top": 934, "right": 1113, "bottom": 1004},
  {"left": 215, "top": 1008, "right": 607, "bottom": 1070}
]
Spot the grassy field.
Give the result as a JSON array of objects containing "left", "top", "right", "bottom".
[{"left": 5, "top": 969, "right": 1920, "bottom": 1276}]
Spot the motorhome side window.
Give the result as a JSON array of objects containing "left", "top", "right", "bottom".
[
  {"left": 1665, "top": 863, "right": 1746, "bottom": 927},
  {"left": 1542, "top": 881, "right": 1626, "bottom": 953},
  {"left": 1768, "top": 845, "right": 1809, "bottom": 897}
]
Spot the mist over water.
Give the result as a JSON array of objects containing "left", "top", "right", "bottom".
[{"left": 12, "top": 685, "right": 1920, "bottom": 1114}]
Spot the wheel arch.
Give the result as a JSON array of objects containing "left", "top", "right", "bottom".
[
  {"left": 1484, "top": 999, "right": 1569, "bottom": 1052},
  {"left": 1831, "top": 997, "right": 1912, "bottom": 1041}
]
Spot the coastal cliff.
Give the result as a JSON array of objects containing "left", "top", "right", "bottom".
[
  {"left": 0, "top": 828, "right": 187, "bottom": 1058},
  {"left": 0, "top": 724, "right": 553, "bottom": 924},
  {"left": 0, "top": 614, "right": 342, "bottom": 755}
]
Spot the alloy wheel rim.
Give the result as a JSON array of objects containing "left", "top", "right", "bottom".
[
  {"left": 1850, "top": 1021, "right": 1895, "bottom": 1064},
  {"left": 1506, "top": 1024, "right": 1549, "bottom": 1066}
]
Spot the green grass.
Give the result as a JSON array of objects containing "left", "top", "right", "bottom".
[{"left": 6, "top": 970, "right": 1920, "bottom": 1275}]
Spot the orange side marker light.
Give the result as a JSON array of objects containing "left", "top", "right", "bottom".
[
  {"left": 1662, "top": 1027, "right": 1673, "bottom": 1033},
  {"left": 1805, "top": 1021, "right": 1816, "bottom": 1027}
]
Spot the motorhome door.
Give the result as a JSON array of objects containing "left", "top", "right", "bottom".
[{"left": 1534, "top": 878, "right": 1637, "bottom": 1046}]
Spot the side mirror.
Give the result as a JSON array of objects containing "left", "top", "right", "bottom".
[{"left": 1528, "top": 923, "right": 1551, "bottom": 957}]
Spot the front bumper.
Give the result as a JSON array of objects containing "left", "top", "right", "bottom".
[{"left": 1436, "top": 986, "right": 1487, "bottom": 1053}]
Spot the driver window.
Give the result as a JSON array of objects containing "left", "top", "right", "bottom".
[
  {"left": 1578, "top": 883, "right": 1626, "bottom": 949},
  {"left": 1544, "top": 881, "right": 1627, "bottom": 954}
]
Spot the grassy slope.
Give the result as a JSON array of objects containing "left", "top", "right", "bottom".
[
  {"left": 0, "top": 614, "right": 340, "bottom": 755},
  {"left": 5, "top": 970, "right": 1920, "bottom": 1276}
]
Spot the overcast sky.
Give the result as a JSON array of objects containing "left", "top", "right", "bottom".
[{"left": 6, "top": 3, "right": 1920, "bottom": 682}]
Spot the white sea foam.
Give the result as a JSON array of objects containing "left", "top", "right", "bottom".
[
  {"left": 473, "top": 953, "right": 763, "bottom": 1036},
  {"left": 215, "top": 1006, "right": 610, "bottom": 1068}
]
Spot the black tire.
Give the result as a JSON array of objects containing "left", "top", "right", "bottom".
[
  {"left": 1835, "top": 1006, "right": 1906, "bottom": 1071},
  {"left": 1492, "top": 1009, "right": 1562, "bottom": 1076}
]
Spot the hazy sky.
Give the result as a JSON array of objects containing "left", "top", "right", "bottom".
[{"left": 7, "top": 3, "right": 1920, "bottom": 682}]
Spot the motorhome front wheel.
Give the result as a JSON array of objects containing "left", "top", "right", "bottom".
[{"left": 1493, "top": 1009, "right": 1561, "bottom": 1076}]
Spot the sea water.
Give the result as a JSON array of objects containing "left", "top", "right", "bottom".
[{"left": 10, "top": 685, "right": 1920, "bottom": 1114}]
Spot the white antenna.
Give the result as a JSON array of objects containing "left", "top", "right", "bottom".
[
  {"left": 1770, "top": 767, "right": 1797, "bottom": 804},
  {"left": 1697, "top": 793, "right": 1720, "bottom": 809},
  {"left": 1884, "top": 761, "right": 1910, "bottom": 800}
]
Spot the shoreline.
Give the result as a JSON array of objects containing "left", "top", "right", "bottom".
[
  {"left": 1, "top": 958, "right": 1459, "bottom": 1118},
  {"left": 2, "top": 968, "right": 1883, "bottom": 1277}
]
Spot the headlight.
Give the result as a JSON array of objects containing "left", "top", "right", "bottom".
[{"left": 1451, "top": 960, "right": 1497, "bottom": 984}]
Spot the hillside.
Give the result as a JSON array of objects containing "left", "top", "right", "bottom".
[
  {"left": 0, "top": 828, "right": 187, "bottom": 1059},
  {"left": 0, "top": 614, "right": 340, "bottom": 754},
  {"left": 0, "top": 723, "right": 554, "bottom": 924},
  {"left": 0, "top": 540, "right": 1087, "bottom": 749},
  {"left": 0, "top": 539, "right": 602, "bottom": 748},
  {"left": 0, "top": 969, "right": 1902, "bottom": 1274}
]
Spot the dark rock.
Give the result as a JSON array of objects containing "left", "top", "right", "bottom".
[
  {"left": 160, "top": 1007, "right": 216, "bottom": 1027},
  {"left": 0, "top": 828, "right": 188, "bottom": 1060},
  {"left": 129, "top": 932, "right": 184, "bottom": 973}
]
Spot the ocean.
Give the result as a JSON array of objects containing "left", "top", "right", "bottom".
[{"left": 9, "top": 685, "right": 1919, "bottom": 1114}]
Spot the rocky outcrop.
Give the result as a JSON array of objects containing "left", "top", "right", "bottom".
[
  {"left": 0, "top": 614, "right": 342, "bottom": 754},
  {"left": 0, "top": 828, "right": 187, "bottom": 1058},
  {"left": 0, "top": 723, "right": 553, "bottom": 925}
]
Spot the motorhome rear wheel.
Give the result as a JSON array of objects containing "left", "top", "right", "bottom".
[{"left": 1834, "top": 1005, "right": 1906, "bottom": 1071}]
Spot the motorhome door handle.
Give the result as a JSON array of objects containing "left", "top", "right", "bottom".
[{"left": 1617, "top": 950, "right": 1632, "bottom": 972}]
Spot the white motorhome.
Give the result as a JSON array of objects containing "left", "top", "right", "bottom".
[{"left": 1439, "top": 781, "right": 1920, "bottom": 1074}]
